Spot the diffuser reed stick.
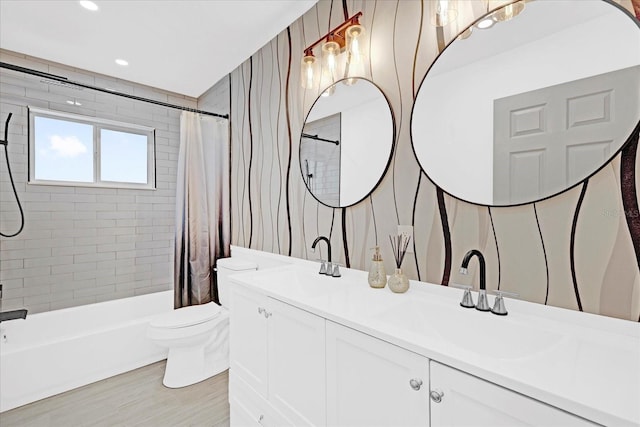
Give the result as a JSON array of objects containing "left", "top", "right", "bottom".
[{"left": 389, "top": 233, "right": 411, "bottom": 268}]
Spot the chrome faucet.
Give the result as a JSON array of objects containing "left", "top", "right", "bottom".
[{"left": 459, "top": 249, "right": 490, "bottom": 312}]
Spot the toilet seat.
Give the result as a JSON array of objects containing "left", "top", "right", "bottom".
[{"left": 150, "top": 302, "right": 223, "bottom": 329}]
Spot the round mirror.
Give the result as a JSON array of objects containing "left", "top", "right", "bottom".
[
  {"left": 300, "top": 78, "right": 394, "bottom": 207},
  {"left": 411, "top": 0, "right": 640, "bottom": 206}
]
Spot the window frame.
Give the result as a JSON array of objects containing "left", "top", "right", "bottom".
[{"left": 28, "top": 107, "right": 156, "bottom": 190}]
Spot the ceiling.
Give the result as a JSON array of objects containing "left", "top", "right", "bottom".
[{"left": 0, "top": 0, "right": 317, "bottom": 98}]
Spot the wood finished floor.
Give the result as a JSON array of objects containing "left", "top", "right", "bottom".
[{"left": 0, "top": 361, "right": 230, "bottom": 427}]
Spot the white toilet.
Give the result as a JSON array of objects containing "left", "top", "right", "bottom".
[{"left": 148, "top": 257, "right": 257, "bottom": 388}]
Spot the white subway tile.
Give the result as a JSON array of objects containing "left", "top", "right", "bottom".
[
  {"left": 74, "top": 285, "right": 116, "bottom": 298},
  {"left": 51, "top": 262, "right": 96, "bottom": 275},
  {"left": 57, "top": 245, "right": 97, "bottom": 256},
  {"left": 74, "top": 252, "right": 115, "bottom": 263},
  {"left": 73, "top": 268, "right": 115, "bottom": 281},
  {"left": 1, "top": 266, "right": 51, "bottom": 280},
  {"left": 24, "top": 255, "right": 74, "bottom": 268},
  {"left": 1, "top": 259, "right": 24, "bottom": 270}
]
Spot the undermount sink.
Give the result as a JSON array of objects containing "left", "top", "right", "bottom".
[{"left": 376, "top": 297, "right": 566, "bottom": 360}]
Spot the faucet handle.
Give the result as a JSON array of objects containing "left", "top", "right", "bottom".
[
  {"left": 490, "top": 290, "right": 519, "bottom": 298},
  {"left": 316, "top": 260, "right": 327, "bottom": 275},
  {"left": 324, "top": 261, "right": 333, "bottom": 276},
  {"left": 330, "top": 263, "right": 342, "bottom": 278},
  {"left": 490, "top": 290, "right": 518, "bottom": 316},
  {"left": 475, "top": 289, "right": 491, "bottom": 312},
  {"left": 451, "top": 284, "right": 475, "bottom": 308}
]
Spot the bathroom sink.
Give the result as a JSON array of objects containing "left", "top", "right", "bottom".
[
  {"left": 233, "top": 266, "right": 346, "bottom": 300},
  {"left": 376, "top": 297, "right": 565, "bottom": 360}
]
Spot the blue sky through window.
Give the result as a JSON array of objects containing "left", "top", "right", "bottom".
[
  {"left": 34, "top": 116, "right": 94, "bottom": 182},
  {"left": 100, "top": 129, "right": 148, "bottom": 184},
  {"left": 33, "top": 115, "right": 150, "bottom": 185}
]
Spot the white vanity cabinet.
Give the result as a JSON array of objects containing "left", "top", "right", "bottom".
[
  {"left": 429, "top": 361, "right": 596, "bottom": 426},
  {"left": 227, "top": 260, "right": 630, "bottom": 427},
  {"left": 229, "top": 284, "right": 326, "bottom": 427},
  {"left": 326, "top": 321, "right": 430, "bottom": 427}
]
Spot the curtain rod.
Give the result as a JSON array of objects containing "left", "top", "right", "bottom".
[
  {"left": 0, "top": 62, "right": 229, "bottom": 120},
  {"left": 301, "top": 132, "right": 340, "bottom": 145}
]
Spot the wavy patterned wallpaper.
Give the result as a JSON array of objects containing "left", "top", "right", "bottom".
[{"left": 226, "top": 0, "right": 640, "bottom": 321}]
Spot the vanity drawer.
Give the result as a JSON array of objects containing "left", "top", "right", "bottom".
[{"left": 229, "top": 372, "right": 294, "bottom": 427}]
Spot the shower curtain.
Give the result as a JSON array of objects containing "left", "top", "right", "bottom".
[{"left": 175, "top": 111, "right": 230, "bottom": 308}]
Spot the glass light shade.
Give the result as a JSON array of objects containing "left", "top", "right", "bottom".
[
  {"left": 300, "top": 54, "right": 319, "bottom": 89},
  {"left": 321, "top": 40, "right": 343, "bottom": 85},
  {"left": 430, "top": 0, "right": 458, "bottom": 27},
  {"left": 493, "top": 1, "right": 525, "bottom": 22},
  {"left": 320, "top": 85, "right": 336, "bottom": 97},
  {"left": 344, "top": 24, "right": 367, "bottom": 84},
  {"left": 458, "top": 27, "right": 473, "bottom": 40}
]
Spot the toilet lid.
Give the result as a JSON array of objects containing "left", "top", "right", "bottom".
[
  {"left": 217, "top": 258, "right": 258, "bottom": 271},
  {"left": 150, "top": 302, "right": 223, "bottom": 329}
]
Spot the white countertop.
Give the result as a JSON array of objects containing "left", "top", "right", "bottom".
[{"left": 228, "top": 249, "right": 640, "bottom": 426}]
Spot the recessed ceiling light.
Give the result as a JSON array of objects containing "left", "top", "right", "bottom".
[
  {"left": 66, "top": 100, "right": 82, "bottom": 106},
  {"left": 79, "top": 1, "right": 98, "bottom": 11},
  {"left": 476, "top": 17, "right": 496, "bottom": 29},
  {"left": 115, "top": 59, "right": 129, "bottom": 66}
]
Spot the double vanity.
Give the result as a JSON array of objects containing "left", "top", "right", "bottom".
[{"left": 227, "top": 251, "right": 640, "bottom": 427}]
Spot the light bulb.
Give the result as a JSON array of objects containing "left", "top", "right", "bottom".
[
  {"left": 344, "top": 23, "right": 367, "bottom": 83},
  {"left": 300, "top": 54, "right": 318, "bottom": 89},
  {"left": 321, "top": 40, "right": 342, "bottom": 84}
]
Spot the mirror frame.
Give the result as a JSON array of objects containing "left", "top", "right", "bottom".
[
  {"left": 300, "top": 77, "right": 397, "bottom": 208},
  {"left": 409, "top": 0, "right": 640, "bottom": 207}
]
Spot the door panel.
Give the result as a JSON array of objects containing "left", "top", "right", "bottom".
[
  {"left": 230, "top": 286, "right": 269, "bottom": 397},
  {"left": 494, "top": 65, "right": 639, "bottom": 205},
  {"left": 267, "top": 298, "right": 326, "bottom": 427},
  {"left": 430, "top": 361, "right": 595, "bottom": 426},
  {"left": 326, "top": 321, "right": 430, "bottom": 427}
]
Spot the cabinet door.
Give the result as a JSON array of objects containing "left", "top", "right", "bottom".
[
  {"left": 430, "top": 361, "right": 596, "bottom": 426},
  {"left": 326, "top": 321, "right": 430, "bottom": 427},
  {"left": 267, "top": 297, "right": 326, "bottom": 427},
  {"left": 230, "top": 285, "right": 269, "bottom": 397}
]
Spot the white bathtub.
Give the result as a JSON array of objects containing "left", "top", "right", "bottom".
[{"left": 0, "top": 291, "right": 173, "bottom": 412}]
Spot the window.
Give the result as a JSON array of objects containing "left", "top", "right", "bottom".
[{"left": 29, "top": 107, "right": 155, "bottom": 189}]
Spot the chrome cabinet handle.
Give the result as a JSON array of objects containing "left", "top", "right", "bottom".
[
  {"left": 409, "top": 378, "right": 423, "bottom": 391},
  {"left": 430, "top": 389, "right": 444, "bottom": 403}
]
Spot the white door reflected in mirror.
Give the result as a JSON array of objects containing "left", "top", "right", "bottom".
[{"left": 411, "top": 0, "right": 640, "bottom": 206}]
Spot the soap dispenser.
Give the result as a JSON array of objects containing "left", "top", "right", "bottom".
[{"left": 368, "top": 246, "right": 387, "bottom": 289}]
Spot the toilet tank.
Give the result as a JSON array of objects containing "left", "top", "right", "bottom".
[{"left": 216, "top": 258, "right": 257, "bottom": 308}]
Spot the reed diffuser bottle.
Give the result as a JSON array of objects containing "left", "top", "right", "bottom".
[
  {"left": 388, "top": 233, "right": 411, "bottom": 293},
  {"left": 368, "top": 246, "right": 387, "bottom": 289}
]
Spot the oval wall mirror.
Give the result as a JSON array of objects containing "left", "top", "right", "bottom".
[
  {"left": 300, "top": 78, "right": 394, "bottom": 207},
  {"left": 411, "top": 0, "right": 640, "bottom": 206}
]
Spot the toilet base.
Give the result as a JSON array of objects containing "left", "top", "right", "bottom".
[
  {"left": 163, "top": 350, "right": 228, "bottom": 388},
  {"left": 161, "top": 315, "right": 230, "bottom": 388}
]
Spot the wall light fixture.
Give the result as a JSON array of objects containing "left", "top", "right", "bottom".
[
  {"left": 301, "top": 12, "right": 367, "bottom": 92},
  {"left": 477, "top": 1, "right": 527, "bottom": 30},
  {"left": 431, "top": 0, "right": 458, "bottom": 27}
]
